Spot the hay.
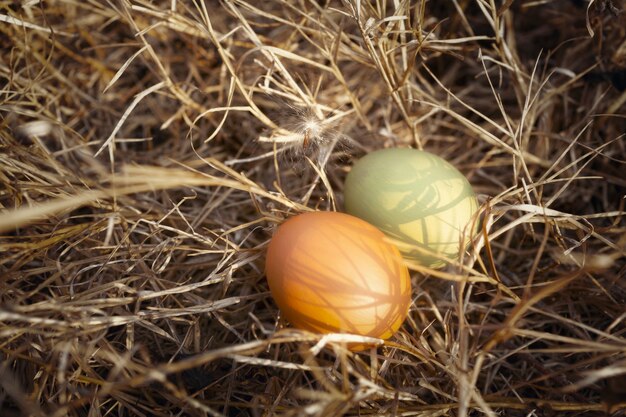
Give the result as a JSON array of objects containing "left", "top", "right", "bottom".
[{"left": 1, "top": 1, "right": 625, "bottom": 416}]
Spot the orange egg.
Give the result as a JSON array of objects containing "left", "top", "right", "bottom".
[{"left": 265, "top": 211, "right": 411, "bottom": 345}]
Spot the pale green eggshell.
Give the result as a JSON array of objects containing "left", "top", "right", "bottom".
[{"left": 344, "top": 148, "right": 479, "bottom": 268}]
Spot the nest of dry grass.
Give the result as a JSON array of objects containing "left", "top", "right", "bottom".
[{"left": 1, "top": 1, "right": 626, "bottom": 416}]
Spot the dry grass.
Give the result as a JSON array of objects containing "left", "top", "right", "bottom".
[{"left": 1, "top": 0, "right": 625, "bottom": 416}]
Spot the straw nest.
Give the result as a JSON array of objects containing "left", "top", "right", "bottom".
[{"left": 1, "top": 1, "right": 625, "bottom": 416}]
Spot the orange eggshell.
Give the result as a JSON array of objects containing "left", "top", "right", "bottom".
[{"left": 265, "top": 211, "right": 411, "bottom": 343}]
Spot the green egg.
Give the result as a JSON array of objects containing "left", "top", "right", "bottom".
[{"left": 344, "top": 148, "right": 479, "bottom": 268}]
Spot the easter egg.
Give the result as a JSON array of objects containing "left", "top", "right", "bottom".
[
  {"left": 265, "top": 211, "right": 411, "bottom": 343},
  {"left": 344, "top": 148, "right": 479, "bottom": 268}
]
